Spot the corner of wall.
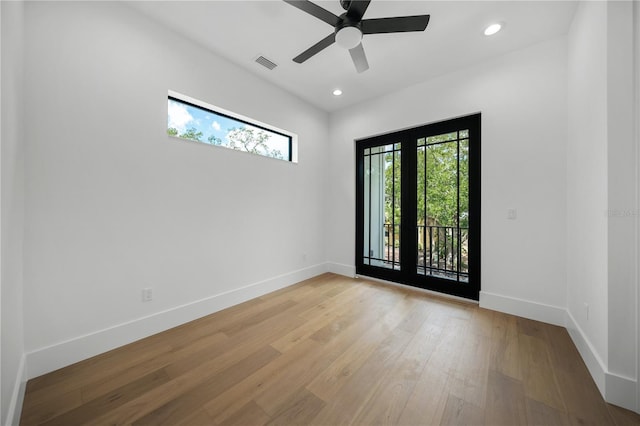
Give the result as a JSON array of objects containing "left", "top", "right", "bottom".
[
  {"left": 479, "top": 291, "right": 566, "bottom": 327},
  {"left": 326, "top": 262, "right": 355, "bottom": 278},
  {"left": 565, "top": 308, "right": 638, "bottom": 412},
  {"left": 4, "top": 355, "right": 26, "bottom": 426}
]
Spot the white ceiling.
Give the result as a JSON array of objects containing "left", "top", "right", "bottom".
[{"left": 127, "top": 1, "right": 578, "bottom": 112}]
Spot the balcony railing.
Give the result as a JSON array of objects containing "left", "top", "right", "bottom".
[{"left": 382, "top": 223, "right": 468, "bottom": 281}]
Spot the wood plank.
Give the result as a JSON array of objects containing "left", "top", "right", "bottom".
[
  {"left": 519, "top": 333, "right": 565, "bottom": 411},
  {"left": 439, "top": 394, "right": 485, "bottom": 425},
  {"left": 80, "top": 331, "right": 228, "bottom": 402},
  {"left": 215, "top": 401, "right": 270, "bottom": 426},
  {"left": 525, "top": 397, "right": 571, "bottom": 425},
  {"left": 484, "top": 370, "right": 527, "bottom": 425},
  {"left": 38, "top": 369, "right": 171, "bottom": 426},
  {"left": 131, "top": 345, "right": 280, "bottom": 426},
  {"left": 306, "top": 295, "right": 416, "bottom": 401},
  {"left": 349, "top": 311, "right": 442, "bottom": 425},
  {"left": 397, "top": 315, "right": 468, "bottom": 425},
  {"left": 309, "top": 328, "right": 413, "bottom": 425},
  {"left": 263, "top": 388, "right": 325, "bottom": 426},
  {"left": 203, "top": 338, "right": 322, "bottom": 424},
  {"left": 489, "top": 312, "right": 523, "bottom": 381}
]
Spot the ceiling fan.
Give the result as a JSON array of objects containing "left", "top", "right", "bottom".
[{"left": 283, "top": 0, "right": 430, "bottom": 73}]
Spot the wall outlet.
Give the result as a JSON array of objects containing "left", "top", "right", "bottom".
[
  {"left": 507, "top": 208, "right": 517, "bottom": 220},
  {"left": 584, "top": 302, "right": 589, "bottom": 320},
  {"left": 142, "top": 288, "right": 153, "bottom": 302}
]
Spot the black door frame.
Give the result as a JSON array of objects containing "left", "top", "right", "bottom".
[{"left": 355, "top": 113, "right": 481, "bottom": 300}]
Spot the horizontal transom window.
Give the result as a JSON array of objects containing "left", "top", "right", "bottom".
[{"left": 167, "top": 91, "right": 296, "bottom": 162}]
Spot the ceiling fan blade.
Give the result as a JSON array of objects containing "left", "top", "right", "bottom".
[
  {"left": 349, "top": 43, "right": 369, "bottom": 73},
  {"left": 362, "top": 15, "right": 430, "bottom": 34},
  {"left": 282, "top": 0, "right": 340, "bottom": 27},
  {"left": 293, "top": 33, "right": 336, "bottom": 63},
  {"left": 346, "top": 0, "right": 371, "bottom": 21}
]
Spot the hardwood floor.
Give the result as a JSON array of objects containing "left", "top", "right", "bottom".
[{"left": 20, "top": 273, "right": 640, "bottom": 425}]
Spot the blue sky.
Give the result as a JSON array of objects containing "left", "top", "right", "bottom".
[{"left": 167, "top": 98, "right": 290, "bottom": 156}]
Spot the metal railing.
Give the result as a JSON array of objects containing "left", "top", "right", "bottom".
[
  {"left": 417, "top": 224, "right": 468, "bottom": 279},
  {"left": 380, "top": 224, "right": 468, "bottom": 278}
]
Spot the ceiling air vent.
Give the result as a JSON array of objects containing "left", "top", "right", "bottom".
[{"left": 255, "top": 55, "right": 278, "bottom": 70}]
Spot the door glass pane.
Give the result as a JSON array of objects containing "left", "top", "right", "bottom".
[
  {"left": 363, "top": 143, "right": 401, "bottom": 270},
  {"left": 417, "top": 132, "right": 468, "bottom": 282}
]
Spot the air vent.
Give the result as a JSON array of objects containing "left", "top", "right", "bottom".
[{"left": 255, "top": 55, "right": 278, "bottom": 70}]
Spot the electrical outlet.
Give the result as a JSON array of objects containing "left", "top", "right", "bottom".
[
  {"left": 584, "top": 302, "right": 589, "bottom": 320},
  {"left": 507, "top": 208, "right": 517, "bottom": 220},
  {"left": 142, "top": 288, "right": 153, "bottom": 302}
]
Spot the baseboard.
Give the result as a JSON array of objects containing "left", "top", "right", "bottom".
[
  {"left": 605, "top": 371, "right": 637, "bottom": 412},
  {"left": 4, "top": 354, "right": 26, "bottom": 426},
  {"left": 564, "top": 310, "right": 638, "bottom": 413},
  {"left": 479, "top": 291, "right": 566, "bottom": 326},
  {"left": 25, "top": 263, "right": 328, "bottom": 379},
  {"left": 326, "top": 262, "right": 355, "bottom": 278}
]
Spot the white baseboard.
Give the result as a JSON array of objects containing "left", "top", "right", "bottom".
[
  {"left": 564, "top": 310, "right": 638, "bottom": 412},
  {"left": 479, "top": 291, "right": 566, "bottom": 326},
  {"left": 5, "top": 354, "right": 26, "bottom": 426},
  {"left": 605, "top": 371, "right": 637, "bottom": 412},
  {"left": 326, "top": 262, "right": 355, "bottom": 278},
  {"left": 25, "top": 263, "right": 328, "bottom": 379}
]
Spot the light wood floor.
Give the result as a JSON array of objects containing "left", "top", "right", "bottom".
[{"left": 20, "top": 273, "right": 640, "bottom": 425}]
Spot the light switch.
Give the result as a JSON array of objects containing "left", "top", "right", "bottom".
[{"left": 507, "top": 208, "right": 517, "bottom": 220}]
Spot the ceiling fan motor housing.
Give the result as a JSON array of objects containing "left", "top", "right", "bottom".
[{"left": 335, "top": 15, "right": 363, "bottom": 49}]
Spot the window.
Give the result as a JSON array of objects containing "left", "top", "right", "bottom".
[{"left": 167, "top": 91, "right": 296, "bottom": 162}]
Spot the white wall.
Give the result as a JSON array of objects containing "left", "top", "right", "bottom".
[
  {"left": 21, "top": 1, "right": 328, "bottom": 377},
  {"left": 566, "top": 0, "right": 609, "bottom": 385},
  {"left": 636, "top": 0, "right": 640, "bottom": 413},
  {"left": 1, "top": 1, "right": 26, "bottom": 425},
  {"left": 567, "top": 0, "right": 638, "bottom": 411},
  {"left": 327, "top": 37, "right": 568, "bottom": 321},
  {"left": 606, "top": 0, "right": 637, "bottom": 406}
]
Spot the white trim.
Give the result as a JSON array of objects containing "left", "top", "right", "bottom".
[
  {"left": 606, "top": 371, "right": 637, "bottom": 412},
  {"left": 326, "top": 262, "right": 355, "bottom": 278},
  {"left": 25, "top": 263, "right": 328, "bottom": 379},
  {"left": 5, "top": 354, "right": 26, "bottom": 426},
  {"left": 479, "top": 290, "right": 566, "bottom": 326}
]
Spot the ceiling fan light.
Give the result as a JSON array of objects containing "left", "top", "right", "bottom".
[{"left": 336, "top": 26, "right": 362, "bottom": 49}]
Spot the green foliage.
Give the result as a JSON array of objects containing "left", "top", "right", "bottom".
[
  {"left": 208, "top": 135, "right": 223, "bottom": 145},
  {"left": 167, "top": 125, "right": 283, "bottom": 160},
  {"left": 179, "top": 127, "right": 204, "bottom": 142},
  {"left": 383, "top": 134, "right": 469, "bottom": 229},
  {"left": 227, "top": 127, "right": 284, "bottom": 160}
]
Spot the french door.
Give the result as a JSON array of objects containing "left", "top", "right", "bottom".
[{"left": 355, "top": 114, "right": 480, "bottom": 300}]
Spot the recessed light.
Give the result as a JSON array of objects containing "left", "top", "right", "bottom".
[
  {"left": 484, "top": 23, "right": 502, "bottom": 36},
  {"left": 333, "top": 89, "right": 343, "bottom": 96}
]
